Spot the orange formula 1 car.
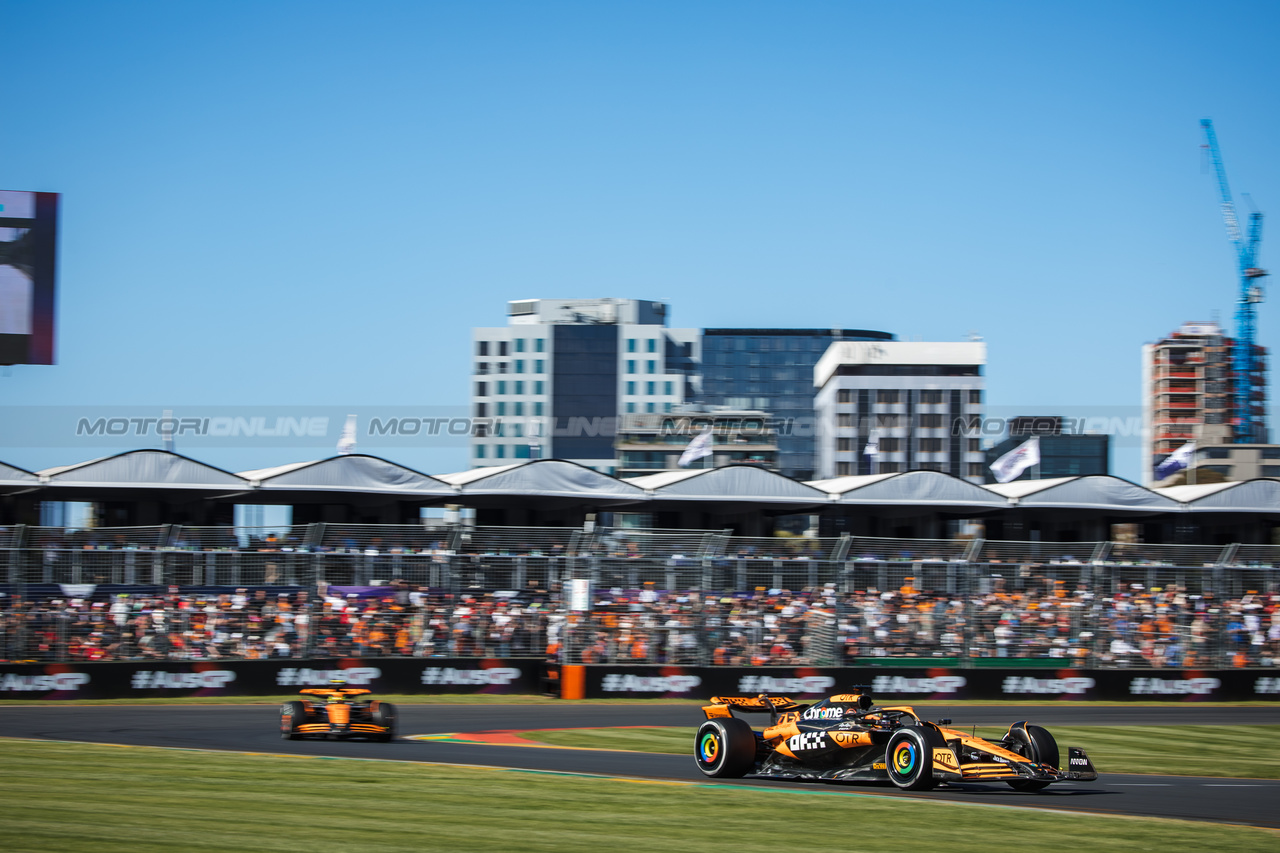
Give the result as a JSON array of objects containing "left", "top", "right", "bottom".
[
  {"left": 279, "top": 685, "right": 397, "bottom": 742},
  {"left": 695, "top": 688, "right": 1097, "bottom": 792}
]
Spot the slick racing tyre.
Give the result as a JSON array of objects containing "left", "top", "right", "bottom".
[
  {"left": 370, "top": 700, "right": 398, "bottom": 742},
  {"left": 280, "top": 701, "right": 307, "bottom": 740},
  {"left": 694, "top": 718, "right": 756, "bottom": 778},
  {"left": 1005, "top": 723, "right": 1059, "bottom": 791},
  {"left": 886, "top": 726, "right": 945, "bottom": 791}
]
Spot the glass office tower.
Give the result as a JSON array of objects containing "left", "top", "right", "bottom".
[{"left": 699, "top": 328, "right": 895, "bottom": 480}]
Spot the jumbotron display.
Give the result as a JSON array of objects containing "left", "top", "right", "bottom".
[{"left": 0, "top": 190, "right": 59, "bottom": 365}]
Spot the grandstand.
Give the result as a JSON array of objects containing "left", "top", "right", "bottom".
[{"left": 3, "top": 522, "right": 1276, "bottom": 670}]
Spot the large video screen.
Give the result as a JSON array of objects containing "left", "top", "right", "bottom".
[{"left": 0, "top": 190, "right": 58, "bottom": 365}]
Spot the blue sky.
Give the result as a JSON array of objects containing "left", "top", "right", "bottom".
[{"left": 3, "top": 0, "right": 1279, "bottom": 484}]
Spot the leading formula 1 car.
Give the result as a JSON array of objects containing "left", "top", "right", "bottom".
[
  {"left": 280, "top": 684, "right": 397, "bottom": 742},
  {"left": 695, "top": 687, "right": 1097, "bottom": 791}
]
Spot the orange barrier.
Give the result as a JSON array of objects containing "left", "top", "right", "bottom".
[{"left": 560, "top": 664, "right": 585, "bottom": 700}]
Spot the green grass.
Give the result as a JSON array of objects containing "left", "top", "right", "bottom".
[
  {"left": 2, "top": 739, "right": 1277, "bottom": 853},
  {"left": 526, "top": 725, "right": 1280, "bottom": 779}
]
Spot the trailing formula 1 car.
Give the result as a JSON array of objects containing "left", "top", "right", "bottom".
[
  {"left": 694, "top": 687, "right": 1097, "bottom": 792},
  {"left": 280, "top": 682, "right": 397, "bottom": 742}
]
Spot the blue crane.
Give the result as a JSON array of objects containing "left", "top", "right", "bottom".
[{"left": 1200, "top": 118, "right": 1268, "bottom": 443}]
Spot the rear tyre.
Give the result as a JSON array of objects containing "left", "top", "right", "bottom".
[
  {"left": 886, "top": 726, "right": 945, "bottom": 791},
  {"left": 694, "top": 718, "right": 756, "bottom": 778},
  {"left": 1005, "top": 723, "right": 1059, "bottom": 791},
  {"left": 280, "top": 700, "right": 307, "bottom": 740},
  {"left": 370, "top": 700, "right": 398, "bottom": 742}
]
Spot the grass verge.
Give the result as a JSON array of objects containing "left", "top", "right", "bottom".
[
  {"left": 525, "top": 724, "right": 1280, "bottom": 779},
  {"left": 2, "top": 738, "right": 1277, "bottom": 852}
]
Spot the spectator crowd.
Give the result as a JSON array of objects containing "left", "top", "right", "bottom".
[{"left": 3, "top": 575, "right": 1277, "bottom": 669}]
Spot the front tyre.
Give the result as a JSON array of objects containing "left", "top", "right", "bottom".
[
  {"left": 280, "top": 700, "right": 307, "bottom": 740},
  {"left": 886, "top": 726, "right": 944, "bottom": 791},
  {"left": 694, "top": 718, "right": 756, "bottom": 778},
  {"left": 1005, "top": 722, "right": 1059, "bottom": 791},
  {"left": 370, "top": 700, "right": 398, "bottom": 742}
]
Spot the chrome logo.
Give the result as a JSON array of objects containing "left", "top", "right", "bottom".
[
  {"left": 699, "top": 733, "right": 720, "bottom": 763},
  {"left": 892, "top": 741, "right": 917, "bottom": 775}
]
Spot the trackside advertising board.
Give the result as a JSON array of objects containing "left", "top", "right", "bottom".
[
  {"left": 0, "top": 658, "right": 540, "bottom": 700},
  {"left": 0, "top": 662, "right": 1276, "bottom": 700},
  {"left": 582, "top": 666, "right": 1280, "bottom": 702}
]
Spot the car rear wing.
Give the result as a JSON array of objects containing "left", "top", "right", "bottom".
[
  {"left": 704, "top": 695, "right": 804, "bottom": 720},
  {"left": 299, "top": 688, "right": 372, "bottom": 698}
]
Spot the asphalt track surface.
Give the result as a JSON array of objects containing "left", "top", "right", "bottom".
[{"left": 3, "top": 704, "right": 1279, "bottom": 829}]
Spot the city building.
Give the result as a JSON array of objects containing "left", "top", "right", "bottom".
[
  {"left": 813, "top": 340, "right": 986, "bottom": 482},
  {"left": 1142, "top": 321, "right": 1269, "bottom": 485},
  {"left": 698, "top": 328, "right": 895, "bottom": 480},
  {"left": 613, "top": 409, "right": 778, "bottom": 477},
  {"left": 1184, "top": 444, "right": 1280, "bottom": 483},
  {"left": 471, "top": 299, "right": 699, "bottom": 471},
  {"left": 982, "top": 416, "right": 1110, "bottom": 483}
]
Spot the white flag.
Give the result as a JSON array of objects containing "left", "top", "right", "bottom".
[
  {"left": 337, "top": 413, "right": 358, "bottom": 455},
  {"left": 1154, "top": 441, "right": 1195, "bottom": 481},
  {"left": 989, "top": 435, "right": 1040, "bottom": 483},
  {"left": 863, "top": 430, "right": 879, "bottom": 457},
  {"left": 678, "top": 428, "right": 713, "bottom": 467}
]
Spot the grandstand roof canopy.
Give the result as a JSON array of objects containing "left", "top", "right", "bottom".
[
  {"left": 0, "top": 461, "right": 39, "bottom": 496},
  {"left": 237, "top": 455, "right": 450, "bottom": 496},
  {"left": 809, "top": 470, "right": 1007, "bottom": 509},
  {"left": 435, "top": 459, "right": 646, "bottom": 507},
  {"left": 1154, "top": 478, "right": 1280, "bottom": 514},
  {"left": 626, "top": 465, "right": 828, "bottom": 506},
  {"left": 4, "top": 449, "right": 1280, "bottom": 520},
  {"left": 984, "top": 475, "right": 1180, "bottom": 512},
  {"left": 36, "top": 450, "right": 247, "bottom": 495}
]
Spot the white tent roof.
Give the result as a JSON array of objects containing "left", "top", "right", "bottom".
[
  {"left": 237, "top": 455, "right": 450, "bottom": 494},
  {"left": 1155, "top": 479, "right": 1280, "bottom": 513},
  {"left": 0, "top": 461, "right": 38, "bottom": 483},
  {"left": 38, "top": 450, "right": 247, "bottom": 489},
  {"left": 808, "top": 470, "right": 1008, "bottom": 508},
  {"left": 433, "top": 464, "right": 526, "bottom": 487},
  {"left": 984, "top": 475, "right": 1179, "bottom": 511},
  {"left": 438, "top": 459, "right": 647, "bottom": 501},
  {"left": 626, "top": 465, "right": 828, "bottom": 503},
  {"left": 0, "top": 461, "right": 39, "bottom": 495}
]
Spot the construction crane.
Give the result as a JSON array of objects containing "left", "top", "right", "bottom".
[{"left": 1200, "top": 118, "right": 1268, "bottom": 443}]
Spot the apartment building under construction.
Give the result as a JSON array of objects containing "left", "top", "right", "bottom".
[{"left": 1142, "top": 321, "right": 1269, "bottom": 484}]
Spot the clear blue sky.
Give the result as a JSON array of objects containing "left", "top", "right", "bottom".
[{"left": 3, "top": 0, "right": 1279, "bottom": 484}]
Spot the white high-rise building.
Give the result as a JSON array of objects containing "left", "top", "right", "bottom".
[
  {"left": 814, "top": 340, "right": 987, "bottom": 482},
  {"left": 470, "top": 299, "right": 699, "bottom": 472}
]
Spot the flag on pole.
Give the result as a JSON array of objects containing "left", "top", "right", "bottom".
[
  {"left": 678, "top": 428, "right": 713, "bottom": 467},
  {"left": 337, "top": 414, "right": 358, "bottom": 455},
  {"left": 863, "top": 430, "right": 879, "bottom": 457},
  {"left": 1154, "top": 441, "right": 1195, "bottom": 481},
  {"left": 989, "top": 435, "right": 1040, "bottom": 484}
]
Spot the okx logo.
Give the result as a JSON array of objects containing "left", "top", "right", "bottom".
[{"left": 787, "top": 731, "right": 827, "bottom": 752}]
